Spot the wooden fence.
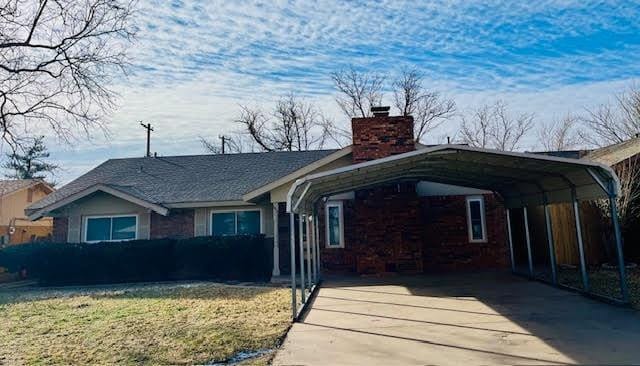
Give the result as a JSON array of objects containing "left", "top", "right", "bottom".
[{"left": 511, "top": 203, "right": 609, "bottom": 267}]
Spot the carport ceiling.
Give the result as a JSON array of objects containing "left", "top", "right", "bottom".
[{"left": 287, "top": 145, "right": 619, "bottom": 212}]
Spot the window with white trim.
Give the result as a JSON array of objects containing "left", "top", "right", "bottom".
[
  {"left": 325, "top": 201, "right": 344, "bottom": 248},
  {"left": 211, "top": 209, "right": 261, "bottom": 236},
  {"left": 466, "top": 196, "right": 487, "bottom": 242},
  {"left": 84, "top": 215, "right": 137, "bottom": 243}
]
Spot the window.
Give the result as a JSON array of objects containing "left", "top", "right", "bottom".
[
  {"left": 84, "top": 215, "right": 137, "bottom": 243},
  {"left": 466, "top": 196, "right": 487, "bottom": 242},
  {"left": 325, "top": 201, "right": 344, "bottom": 248},
  {"left": 211, "top": 210, "right": 261, "bottom": 236}
]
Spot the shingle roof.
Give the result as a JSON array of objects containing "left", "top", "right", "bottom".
[
  {"left": 0, "top": 179, "right": 43, "bottom": 196},
  {"left": 28, "top": 150, "right": 339, "bottom": 211}
]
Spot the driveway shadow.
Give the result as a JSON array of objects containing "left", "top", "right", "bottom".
[{"left": 300, "top": 271, "right": 640, "bottom": 365}]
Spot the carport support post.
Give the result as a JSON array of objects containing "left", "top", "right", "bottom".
[
  {"left": 523, "top": 206, "right": 534, "bottom": 277},
  {"left": 298, "top": 214, "right": 306, "bottom": 303},
  {"left": 272, "top": 203, "right": 280, "bottom": 277},
  {"left": 571, "top": 189, "right": 590, "bottom": 292},
  {"left": 608, "top": 182, "right": 630, "bottom": 303},
  {"left": 314, "top": 212, "right": 321, "bottom": 280},
  {"left": 505, "top": 208, "right": 516, "bottom": 273},
  {"left": 305, "top": 215, "right": 312, "bottom": 288},
  {"left": 543, "top": 201, "right": 558, "bottom": 285},
  {"left": 289, "top": 212, "right": 296, "bottom": 318},
  {"left": 307, "top": 216, "right": 318, "bottom": 283}
]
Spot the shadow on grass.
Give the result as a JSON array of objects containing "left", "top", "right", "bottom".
[{"left": 0, "top": 281, "right": 281, "bottom": 305}]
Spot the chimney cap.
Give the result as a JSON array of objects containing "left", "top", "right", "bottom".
[{"left": 371, "top": 106, "right": 390, "bottom": 117}]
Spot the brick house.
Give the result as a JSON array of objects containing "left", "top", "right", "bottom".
[{"left": 25, "top": 108, "right": 624, "bottom": 280}]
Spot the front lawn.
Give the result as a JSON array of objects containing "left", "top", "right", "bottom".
[{"left": 0, "top": 282, "right": 291, "bottom": 365}]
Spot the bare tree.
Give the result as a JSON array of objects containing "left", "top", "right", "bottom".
[
  {"left": 317, "top": 114, "right": 351, "bottom": 148},
  {"left": 199, "top": 134, "right": 251, "bottom": 154},
  {"left": 595, "top": 157, "right": 640, "bottom": 260},
  {"left": 459, "top": 100, "right": 534, "bottom": 151},
  {"left": 235, "top": 94, "right": 329, "bottom": 152},
  {"left": 537, "top": 114, "right": 580, "bottom": 151},
  {"left": 331, "top": 66, "right": 384, "bottom": 118},
  {"left": 580, "top": 86, "right": 640, "bottom": 147},
  {"left": 0, "top": 0, "right": 136, "bottom": 151},
  {"left": 392, "top": 68, "right": 455, "bottom": 142}
]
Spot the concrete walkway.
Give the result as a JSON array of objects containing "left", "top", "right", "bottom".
[{"left": 273, "top": 272, "right": 640, "bottom": 365}]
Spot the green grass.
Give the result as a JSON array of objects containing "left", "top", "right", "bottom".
[{"left": 0, "top": 282, "right": 292, "bottom": 365}]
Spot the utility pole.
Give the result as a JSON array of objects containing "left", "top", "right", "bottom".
[
  {"left": 140, "top": 121, "right": 154, "bottom": 157},
  {"left": 219, "top": 135, "right": 228, "bottom": 154}
]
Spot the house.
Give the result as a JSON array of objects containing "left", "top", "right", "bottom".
[
  {"left": 25, "top": 108, "right": 626, "bottom": 283},
  {"left": 0, "top": 180, "right": 54, "bottom": 246}
]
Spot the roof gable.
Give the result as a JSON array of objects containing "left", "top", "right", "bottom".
[
  {"left": 0, "top": 179, "right": 53, "bottom": 197},
  {"left": 585, "top": 137, "right": 640, "bottom": 166}
]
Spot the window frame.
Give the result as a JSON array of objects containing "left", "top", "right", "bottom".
[
  {"left": 466, "top": 195, "right": 487, "bottom": 243},
  {"left": 325, "top": 201, "right": 345, "bottom": 248},
  {"left": 209, "top": 208, "right": 263, "bottom": 236},
  {"left": 83, "top": 214, "right": 139, "bottom": 243}
]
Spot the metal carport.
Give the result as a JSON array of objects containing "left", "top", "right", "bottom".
[{"left": 285, "top": 144, "right": 630, "bottom": 319}]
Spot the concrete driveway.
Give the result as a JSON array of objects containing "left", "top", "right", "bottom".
[{"left": 273, "top": 272, "right": 640, "bottom": 365}]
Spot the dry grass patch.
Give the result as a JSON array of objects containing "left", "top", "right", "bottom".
[
  {"left": 557, "top": 267, "right": 640, "bottom": 309},
  {"left": 0, "top": 282, "right": 291, "bottom": 365}
]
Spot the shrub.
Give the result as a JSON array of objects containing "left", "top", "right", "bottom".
[
  {"left": 0, "top": 235, "right": 272, "bottom": 286},
  {"left": 173, "top": 235, "right": 273, "bottom": 282}
]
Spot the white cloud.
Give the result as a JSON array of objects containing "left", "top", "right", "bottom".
[{"left": 28, "top": 0, "right": 640, "bottom": 183}]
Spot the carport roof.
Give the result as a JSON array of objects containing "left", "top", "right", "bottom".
[{"left": 287, "top": 145, "right": 619, "bottom": 213}]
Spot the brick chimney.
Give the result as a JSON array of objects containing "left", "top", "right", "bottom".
[{"left": 351, "top": 106, "right": 415, "bottom": 163}]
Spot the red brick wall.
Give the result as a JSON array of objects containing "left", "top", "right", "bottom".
[
  {"left": 150, "top": 209, "right": 194, "bottom": 239},
  {"left": 320, "top": 183, "right": 422, "bottom": 274},
  {"left": 319, "top": 192, "right": 509, "bottom": 274},
  {"left": 351, "top": 115, "right": 415, "bottom": 163},
  {"left": 421, "top": 194, "right": 509, "bottom": 271},
  {"left": 52, "top": 217, "right": 68, "bottom": 242}
]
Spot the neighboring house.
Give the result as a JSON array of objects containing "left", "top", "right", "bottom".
[
  {"left": 24, "top": 109, "right": 626, "bottom": 277},
  {"left": 0, "top": 180, "right": 54, "bottom": 246}
]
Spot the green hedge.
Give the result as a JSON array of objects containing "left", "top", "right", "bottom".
[{"left": 0, "top": 235, "right": 273, "bottom": 286}]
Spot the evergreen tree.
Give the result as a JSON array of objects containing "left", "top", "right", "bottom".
[{"left": 3, "top": 136, "right": 58, "bottom": 182}]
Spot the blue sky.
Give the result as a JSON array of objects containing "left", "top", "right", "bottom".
[{"left": 41, "top": 0, "right": 640, "bottom": 183}]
